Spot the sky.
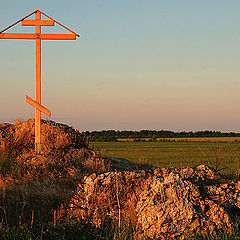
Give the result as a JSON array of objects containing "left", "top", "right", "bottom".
[{"left": 0, "top": 1, "right": 240, "bottom": 132}]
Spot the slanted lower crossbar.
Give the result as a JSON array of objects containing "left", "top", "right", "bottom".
[{"left": 25, "top": 95, "right": 51, "bottom": 118}]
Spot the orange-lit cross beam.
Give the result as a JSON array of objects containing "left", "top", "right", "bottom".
[
  {"left": 25, "top": 95, "right": 51, "bottom": 118},
  {"left": 0, "top": 10, "right": 79, "bottom": 152},
  {"left": 0, "top": 33, "right": 76, "bottom": 40}
]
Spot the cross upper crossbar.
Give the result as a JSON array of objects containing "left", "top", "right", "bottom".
[{"left": 22, "top": 20, "right": 54, "bottom": 26}]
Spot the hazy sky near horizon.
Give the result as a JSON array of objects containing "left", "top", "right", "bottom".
[{"left": 1, "top": 1, "right": 240, "bottom": 131}]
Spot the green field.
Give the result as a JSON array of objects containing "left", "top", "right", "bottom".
[{"left": 90, "top": 141, "right": 240, "bottom": 175}]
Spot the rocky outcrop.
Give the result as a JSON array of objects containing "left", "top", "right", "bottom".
[{"left": 69, "top": 165, "right": 240, "bottom": 239}]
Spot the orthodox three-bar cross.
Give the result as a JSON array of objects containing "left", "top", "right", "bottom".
[{"left": 0, "top": 10, "right": 79, "bottom": 152}]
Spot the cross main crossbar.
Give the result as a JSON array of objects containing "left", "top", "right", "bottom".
[{"left": 0, "top": 33, "right": 76, "bottom": 40}]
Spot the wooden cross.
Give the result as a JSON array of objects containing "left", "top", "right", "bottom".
[{"left": 0, "top": 10, "right": 79, "bottom": 152}]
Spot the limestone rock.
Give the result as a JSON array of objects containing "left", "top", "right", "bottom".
[{"left": 69, "top": 165, "right": 239, "bottom": 239}]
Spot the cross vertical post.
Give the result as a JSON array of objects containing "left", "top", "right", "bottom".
[{"left": 35, "top": 11, "right": 41, "bottom": 152}]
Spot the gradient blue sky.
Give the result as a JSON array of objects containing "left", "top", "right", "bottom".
[{"left": 0, "top": 1, "right": 240, "bottom": 131}]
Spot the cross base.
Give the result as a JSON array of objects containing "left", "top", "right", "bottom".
[{"left": 35, "top": 142, "right": 41, "bottom": 153}]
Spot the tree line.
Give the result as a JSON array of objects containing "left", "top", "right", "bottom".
[{"left": 82, "top": 130, "right": 240, "bottom": 142}]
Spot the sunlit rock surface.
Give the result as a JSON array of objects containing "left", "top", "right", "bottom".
[{"left": 70, "top": 165, "right": 239, "bottom": 239}]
